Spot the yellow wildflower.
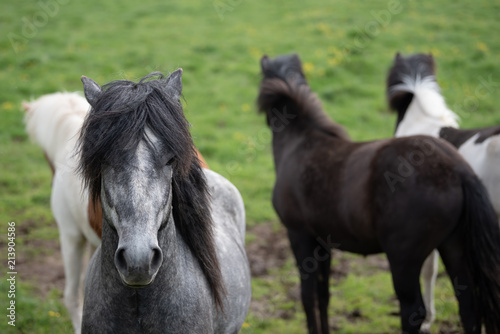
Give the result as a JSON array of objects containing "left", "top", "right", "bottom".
[
  {"left": 241, "top": 104, "right": 251, "bottom": 112},
  {"left": 48, "top": 311, "right": 61, "bottom": 317},
  {"left": 477, "top": 42, "right": 489, "bottom": 52},
  {"left": 2, "top": 101, "right": 13, "bottom": 110},
  {"left": 303, "top": 62, "right": 314, "bottom": 75}
]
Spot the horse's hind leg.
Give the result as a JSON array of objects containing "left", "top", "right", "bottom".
[
  {"left": 420, "top": 250, "right": 438, "bottom": 333},
  {"left": 287, "top": 229, "right": 330, "bottom": 334},
  {"left": 437, "top": 229, "right": 481, "bottom": 333},
  {"left": 386, "top": 252, "right": 426, "bottom": 334}
]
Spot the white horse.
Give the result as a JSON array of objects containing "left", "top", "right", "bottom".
[
  {"left": 24, "top": 92, "right": 101, "bottom": 333},
  {"left": 387, "top": 53, "right": 500, "bottom": 332}
]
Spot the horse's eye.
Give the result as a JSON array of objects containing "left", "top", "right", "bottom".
[{"left": 165, "top": 154, "right": 175, "bottom": 166}]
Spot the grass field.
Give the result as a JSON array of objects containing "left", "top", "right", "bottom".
[{"left": 1, "top": 0, "right": 499, "bottom": 333}]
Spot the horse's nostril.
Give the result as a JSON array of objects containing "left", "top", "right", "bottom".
[
  {"left": 151, "top": 247, "right": 163, "bottom": 272},
  {"left": 115, "top": 247, "right": 128, "bottom": 273}
]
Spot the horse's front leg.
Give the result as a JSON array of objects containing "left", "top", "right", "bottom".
[
  {"left": 316, "top": 240, "right": 332, "bottom": 334},
  {"left": 420, "top": 250, "right": 438, "bottom": 333},
  {"left": 59, "top": 229, "right": 86, "bottom": 334},
  {"left": 287, "top": 229, "right": 328, "bottom": 334}
]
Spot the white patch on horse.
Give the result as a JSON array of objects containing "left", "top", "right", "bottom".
[
  {"left": 459, "top": 134, "right": 500, "bottom": 214},
  {"left": 394, "top": 76, "right": 459, "bottom": 138}
]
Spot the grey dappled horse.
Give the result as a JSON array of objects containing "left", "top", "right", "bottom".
[{"left": 78, "top": 70, "right": 251, "bottom": 333}]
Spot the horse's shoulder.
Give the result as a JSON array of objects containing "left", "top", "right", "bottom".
[
  {"left": 203, "top": 169, "right": 241, "bottom": 198},
  {"left": 203, "top": 169, "right": 245, "bottom": 219}
]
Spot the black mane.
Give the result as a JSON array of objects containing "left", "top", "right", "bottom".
[
  {"left": 257, "top": 54, "right": 349, "bottom": 139},
  {"left": 77, "top": 72, "right": 225, "bottom": 311}
]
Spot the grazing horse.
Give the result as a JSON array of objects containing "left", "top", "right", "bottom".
[
  {"left": 387, "top": 52, "right": 500, "bottom": 331},
  {"left": 78, "top": 70, "right": 251, "bottom": 333},
  {"left": 23, "top": 92, "right": 101, "bottom": 334},
  {"left": 23, "top": 92, "right": 211, "bottom": 333},
  {"left": 257, "top": 54, "right": 500, "bottom": 334}
]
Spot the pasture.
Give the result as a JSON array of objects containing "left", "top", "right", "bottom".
[{"left": 1, "top": 0, "right": 499, "bottom": 333}]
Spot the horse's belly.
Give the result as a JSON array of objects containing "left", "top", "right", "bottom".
[
  {"left": 337, "top": 239, "right": 383, "bottom": 255},
  {"left": 309, "top": 219, "right": 382, "bottom": 256}
]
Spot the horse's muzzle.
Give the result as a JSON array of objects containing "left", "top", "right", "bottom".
[{"left": 114, "top": 245, "right": 163, "bottom": 287}]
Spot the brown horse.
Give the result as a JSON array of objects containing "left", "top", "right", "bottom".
[{"left": 257, "top": 54, "right": 500, "bottom": 334}]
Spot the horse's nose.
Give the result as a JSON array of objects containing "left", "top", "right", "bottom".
[{"left": 114, "top": 245, "right": 163, "bottom": 286}]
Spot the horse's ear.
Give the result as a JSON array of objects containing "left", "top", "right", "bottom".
[
  {"left": 394, "top": 52, "right": 403, "bottom": 62},
  {"left": 428, "top": 53, "right": 437, "bottom": 73},
  {"left": 165, "top": 69, "right": 183, "bottom": 100},
  {"left": 290, "top": 53, "right": 302, "bottom": 66},
  {"left": 81, "top": 76, "right": 102, "bottom": 108},
  {"left": 260, "top": 55, "right": 269, "bottom": 70},
  {"left": 21, "top": 101, "right": 31, "bottom": 112}
]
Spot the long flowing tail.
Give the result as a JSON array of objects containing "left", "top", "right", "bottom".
[{"left": 461, "top": 173, "right": 500, "bottom": 333}]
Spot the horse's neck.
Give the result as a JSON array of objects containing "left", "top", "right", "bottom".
[
  {"left": 395, "top": 89, "right": 459, "bottom": 138},
  {"left": 52, "top": 115, "right": 86, "bottom": 165},
  {"left": 271, "top": 124, "right": 305, "bottom": 169},
  {"left": 271, "top": 121, "right": 346, "bottom": 170}
]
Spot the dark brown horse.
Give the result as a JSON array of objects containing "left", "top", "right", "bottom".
[{"left": 257, "top": 54, "right": 500, "bottom": 334}]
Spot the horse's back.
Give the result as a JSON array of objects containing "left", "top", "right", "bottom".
[
  {"left": 369, "top": 135, "right": 469, "bottom": 205},
  {"left": 274, "top": 133, "right": 470, "bottom": 254},
  {"left": 203, "top": 169, "right": 251, "bottom": 333},
  {"left": 24, "top": 92, "right": 89, "bottom": 164}
]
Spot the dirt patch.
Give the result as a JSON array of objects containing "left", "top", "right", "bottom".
[
  {"left": 245, "top": 223, "right": 390, "bottom": 280},
  {"left": 17, "top": 243, "right": 66, "bottom": 297},
  {"left": 246, "top": 223, "right": 292, "bottom": 277},
  {"left": 14, "top": 220, "right": 66, "bottom": 297},
  {"left": 437, "top": 321, "right": 462, "bottom": 334},
  {"left": 14, "top": 221, "right": 93, "bottom": 298}
]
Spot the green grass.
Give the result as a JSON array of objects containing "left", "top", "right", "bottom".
[
  {"left": 1, "top": 0, "right": 499, "bottom": 333},
  {"left": 1, "top": 279, "right": 72, "bottom": 334}
]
